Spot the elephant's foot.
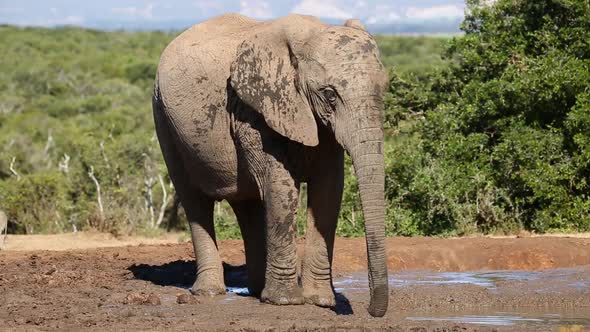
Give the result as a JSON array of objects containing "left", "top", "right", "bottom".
[
  {"left": 260, "top": 280, "right": 304, "bottom": 305},
  {"left": 303, "top": 282, "right": 336, "bottom": 307},
  {"left": 190, "top": 270, "right": 226, "bottom": 296}
]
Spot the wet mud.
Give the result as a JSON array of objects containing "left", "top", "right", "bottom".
[{"left": 1, "top": 237, "right": 589, "bottom": 331}]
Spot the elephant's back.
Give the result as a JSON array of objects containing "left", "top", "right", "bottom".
[
  {"left": 158, "top": 14, "right": 259, "bottom": 79},
  {"left": 156, "top": 14, "right": 260, "bottom": 122}
]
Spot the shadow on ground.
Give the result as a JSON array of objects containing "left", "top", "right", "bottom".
[
  {"left": 128, "top": 260, "right": 248, "bottom": 288},
  {"left": 128, "top": 260, "right": 353, "bottom": 314},
  {"left": 333, "top": 293, "right": 354, "bottom": 315}
]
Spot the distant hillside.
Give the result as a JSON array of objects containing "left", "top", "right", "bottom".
[{"left": 45, "top": 17, "right": 462, "bottom": 35}]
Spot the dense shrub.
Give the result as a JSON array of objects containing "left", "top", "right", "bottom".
[
  {"left": 385, "top": 0, "right": 590, "bottom": 234},
  {"left": 0, "top": 171, "right": 70, "bottom": 234},
  {"left": 0, "top": 27, "right": 175, "bottom": 235},
  {"left": 2, "top": 0, "right": 587, "bottom": 238}
]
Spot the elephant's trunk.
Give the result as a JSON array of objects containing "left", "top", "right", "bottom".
[{"left": 343, "top": 102, "right": 389, "bottom": 317}]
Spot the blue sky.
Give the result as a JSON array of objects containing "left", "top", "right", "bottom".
[{"left": 0, "top": 0, "right": 466, "bottom": 28}]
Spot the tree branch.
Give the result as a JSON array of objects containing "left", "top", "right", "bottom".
[
  {"left": 100, "top": 141, "right": 110, "bottom": 169},
  {"left": 155, "top": 175, "right": 172, "bottom": 227},
  {"left": 88, "top": 166, "right": 104, "bottom": 221},
  {"left": 58, "top": 153, "right": 70, "bottom": 174},
  {"left": 9, "top": 157, "right": 20, "bottom": 181},
  {"left": 144, "top": 176, "right": 155, "bottom": 227}
]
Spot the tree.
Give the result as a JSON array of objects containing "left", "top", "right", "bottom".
[{"left": 386, "top": 0, "right": 590, "bottom": 234}]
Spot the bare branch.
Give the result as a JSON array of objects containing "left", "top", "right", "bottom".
[
  {"left": 100, "top": 141, "right": 110, "bottom": 169},
  {"left": 9, "top": 157, "right": 21, "bottom": 181},
  {"left": 58, "top": 153, "right": 70, "bottom": 174},
  {"left": 155, "top": 175, "right": 172, "bottom": 227},
  {"left": 43, "top": 129, "right": 54, "bottom": 155},
  {"left": 88, "top": 166, "right": 104, "bottom": 221},
  {"left": 107, "top": 125, "right": 115, "bottom": 141},
  {"left": 144, "top": 176, "right": 156, "bottom": 227}
]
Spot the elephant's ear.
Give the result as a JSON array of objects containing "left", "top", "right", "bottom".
[{"left": 230, "top": 34, "right": 319, "bottom": 147}]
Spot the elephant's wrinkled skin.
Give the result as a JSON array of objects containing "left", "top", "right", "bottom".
[{"left": 153, "top": 14, "right": 389, "bottom": 317}]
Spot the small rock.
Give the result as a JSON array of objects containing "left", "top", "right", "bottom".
[
  {"left": 177, "top": 293, "right": 200, "bottom": 304},
  {"left": 123, "top": 292, "right": 161, "bottom": 305},
  {"left": 145, "top": 293, "right": 161, "bottom": 305}
]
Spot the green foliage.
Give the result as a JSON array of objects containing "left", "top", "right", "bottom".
[
  {"left": 375, "top": 35, "right": 448, "bottom": 78},
  {"left": 214, "top": 201, "right": 242, "bottom": 240},
  {"left": 2, "top": 3, "right": 587, "bottom": 239},
  {"left": 0, "top": 171, "right": 70, "bottom": 234},
  {"left": 0, "top": 26, "right": 176, "bottom": 234},
  {"left": 337, "top": 156, "right": 364, "bottom": 237},
  {"left": 384, "top": 0, "right": 590, "bottom": 235}
]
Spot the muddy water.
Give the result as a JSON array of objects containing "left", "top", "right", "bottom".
[
  {"left": 225, "top": 268, "right": 590, "bottom": 329},
  {"left": 342, "top": 269, "right": 590, "bottom": 328},
  {"left": 406, "top": 311, "right": 590, "bottom": 328},
  {"left": 333, "top": 269, "right": 588, "bottom": 290}
]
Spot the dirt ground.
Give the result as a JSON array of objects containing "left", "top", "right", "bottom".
[
  {"left": 0, "top": 231, "right": 187, "bottom": 251},
  {"left": 1, "top": 235, "right": 590, "bottom": 331}
]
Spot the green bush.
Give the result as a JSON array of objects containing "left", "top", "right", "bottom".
[
  {"left": 384, "top": 0, "right": 590, "bottom": 234},
  {"left": 0, "top": 172, "right": 71, "bottom": 234},
  {"left": 0, "top": 26, "right": 175, "bottom": 235},
  {"left": 2, "top": 2, "right": 588, "bottom": 238}
]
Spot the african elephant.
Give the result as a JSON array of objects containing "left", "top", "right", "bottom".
[{"left": 152, "top": 14, "right": 389, "bottom": 317}]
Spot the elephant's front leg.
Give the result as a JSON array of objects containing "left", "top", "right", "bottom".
[
  {"left": 260, "top": 162, "right": 304, "bottom": 305},
  {"left": 301, "top": 148, "right": 344, "bottom": 307}
]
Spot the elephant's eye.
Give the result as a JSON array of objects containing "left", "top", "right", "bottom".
[{"left": 322, "top": 88, "right": 338, "bottom": 106}]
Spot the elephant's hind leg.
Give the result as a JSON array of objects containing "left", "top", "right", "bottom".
[
  {"left": 230, "top": 200, "right": 266, "bottom": 296},
  {"left": 153, "top": 98, "right": 225, "bottom": 296},
  {"left": 185, "top": 195, "right": 226, "bottom": 296}
]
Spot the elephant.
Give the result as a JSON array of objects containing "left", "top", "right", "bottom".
[{"left": 152, "top": 14, "right": 389, "bottom": 317}]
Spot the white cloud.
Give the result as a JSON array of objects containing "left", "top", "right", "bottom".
[
  {"left": 112, "top": 3, "right": 155, "bottom": 19},
  {"left": 367, "top": 4, "right": 400, "bottom": 24},
  {"left": 291, "top": 0, "right": 352, "bottom": 20},
  {"left": 367, "top": 12, "right": 400, "bottom": 25},
  {"left": 405, "top": 4, "right": 464, "bottom": 20},
  {"left": 239, "top": 0, "right": 273, "bottom": 19}
]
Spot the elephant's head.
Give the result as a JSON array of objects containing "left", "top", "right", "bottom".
[{"left": 230, "top": 15, "right": 389, "bottom": 317}]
